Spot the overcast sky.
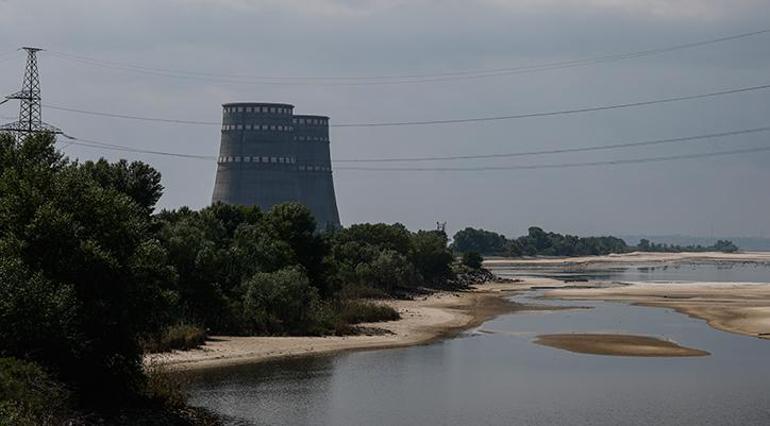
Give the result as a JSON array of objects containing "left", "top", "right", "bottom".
[{"left": 1, "top": 0, "right": 769, "bottom": 238}]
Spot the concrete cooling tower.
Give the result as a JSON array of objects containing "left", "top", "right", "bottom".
[{"left": 211, "top": 103, "right": 341, "bottom": 229}]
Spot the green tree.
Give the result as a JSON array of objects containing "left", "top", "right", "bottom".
[
  {"left": 411, "top": 230, "right": 454, "bottom": 287},
  {"left": 461, "top": 252, "right": 484, "bottom": 270},
  {"left": 241, "top": 267, "right": 321, "bottom": 335},
  {"left": 452, "top": 227, "right": 508, "bottom": 255},
  {"left": 0, "top": 133, "right": 171, "bottom": 406}
]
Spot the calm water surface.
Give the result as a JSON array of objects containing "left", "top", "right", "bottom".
[{"left": 185, "top": 264, "right": 770, "bottom": 425}]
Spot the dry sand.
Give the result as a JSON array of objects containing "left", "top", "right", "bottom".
[
  {"left": 150, "top": 253, "right": 770, "bottom": 370},
  {"left": 533, "top": 334, "right": 709, "bottom": 357},
  {"left": 545, "top": 282, "right": 770, "bottom": 340},
  {"left": 149, "top": 285, "right": 526, "bottom": 372}
]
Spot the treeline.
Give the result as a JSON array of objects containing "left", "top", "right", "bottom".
[
  {"left": 154, "top": 206, "right": 456, "bottom": 336},
  {"left": 452, "top": 227, "right": 628, "bottom": 257},
  {"left": 453, "top": 227, "right": 738, "bottom": 256},
  {"left": 637, "top": 238, "right": 738, "bottom": 253},
  {"left": 0, "top": 134, "right": 466, "bottom": 424}
]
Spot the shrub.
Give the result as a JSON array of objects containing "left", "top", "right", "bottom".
[
  {"left": 461, "top": 252, "right": 484, "bottom": 270},
  {"left": 242, "top": 267, "right": 321, "bottom": 335},
  {"left": 353, "top": 249, "right": 416, "bottom": 292},
  {"left": 141, "top": 324, "right": 207, "bottom": 354},
  {"left": 336, "top": 301, "right": 400, "bottom": 324},
  {"left": 0, "top": 357, "right": 71, "bottom": 426}
]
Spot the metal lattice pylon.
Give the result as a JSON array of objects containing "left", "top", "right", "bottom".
[{"left": 0, "top": 47, "right": 61, "bottom": 138}]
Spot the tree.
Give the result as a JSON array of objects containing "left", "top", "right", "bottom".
[
  {"left": 461, "top": 252, "right": 484, "bottom": 270},
  {"left": 411, "top": 230, "right": 454, "bottom": 287},
  {"left": 452, "top": 227, "right": 508, "bottom": 255},
  {"left": 241, "top": 267, "right": 321, "bottom": 335},
  {"left": 0, "top": 133, "right": 172, "bottom": 406}
]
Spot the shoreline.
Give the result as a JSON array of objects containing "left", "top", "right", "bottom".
[
  {"left": 149, "top": 282, "right": 528, "bottom": 372},
  {"left": 150, "top": 253, "right": 770, "bottom": 371},
  {"left": 485, "top": 251, "right": 770, "bottom": 268},
  {"left": 544, "top": 282, "right": 770, "bottom": 340}
]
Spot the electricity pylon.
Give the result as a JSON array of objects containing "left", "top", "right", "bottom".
[{"left": 0, "top": 47, "right": 62, "bottom": 139}]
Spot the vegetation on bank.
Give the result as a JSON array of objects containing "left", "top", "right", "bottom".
[
  {"left": 0, "top": 134, "right": 466, "bottom": 424},
  {"left": 636, "top": 238, "right": 738, "bottom": 253},
  {"left": 452, "top": 227, "right": 739, "bottom": 256}
]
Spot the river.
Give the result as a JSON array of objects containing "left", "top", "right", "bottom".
[{"left": 184, "top": 262, "right": 770, "bottom": 425}]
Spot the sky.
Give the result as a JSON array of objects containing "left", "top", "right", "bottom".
[{"left": 1, "top": 0, "right": 769, "bottom": 238}]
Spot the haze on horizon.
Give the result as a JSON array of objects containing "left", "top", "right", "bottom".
[{"left": 1, "top": 0, "right": 768, "bottom": 239}]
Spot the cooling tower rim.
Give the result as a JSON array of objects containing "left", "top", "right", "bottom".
[{"left": 223, "top": 102, "right": 295, "bottom": 108}]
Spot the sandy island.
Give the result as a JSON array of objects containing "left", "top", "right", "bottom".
[
  {"left": 150, "top": 253, "right": 770, "bottom": 370},
  {"left": 544, "top": 282, "right": 770, "bottom": 340},
  {"left": 534, "top": 334, "right": 709, "bottom": 357}
]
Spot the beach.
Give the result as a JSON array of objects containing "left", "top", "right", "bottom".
[
  {"left": 151, "top": 252, "right": 770, "bottom": 370},
  {"left": 544, "top": 282, "right": 770, "bottom": 340},
  {"left": 149, "top": 285, "right": 524, "bottom": 371}
]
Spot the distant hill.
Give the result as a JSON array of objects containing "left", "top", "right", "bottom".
[{"left": 621, "top": 235, "right": 770, "bottom": 252}]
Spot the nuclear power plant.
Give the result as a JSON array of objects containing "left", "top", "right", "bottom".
[{"left": 211, "top": 102, "right": 341, "bottom": 229}]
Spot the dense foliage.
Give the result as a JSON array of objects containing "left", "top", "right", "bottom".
[
  {"left": 0, "top": 134, "right": 459, "bottom": 422},
  {"left": 453, "top": 226, "right": 628, "bottom": 256},
  {"left": 637, "top": 238, "right": 739, "bottom": 253},
  {"left": 453, "top": 227, "right": 738, "bottom": 257},
  {"left": 0, "top": 133, "right": 171, "bottom": 407}
]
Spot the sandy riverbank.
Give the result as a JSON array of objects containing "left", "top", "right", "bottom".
[
  {"left": 485, "top": 251, "right": 770, "bottom": 268},
  {"left": 149, "top": 282, "right": 537, "bottom": 371},
  {"left": 150, "top": 253, "right": 770, "bottom": 369},
  {"left": 545, "top": 282, "right": 770, "bottom": 340}
]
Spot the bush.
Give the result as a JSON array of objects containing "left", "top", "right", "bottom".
[
  {"left": 241, "top": 267, "right": 322, "bottom": 335},
  {"left": 336, "top": 301, "right": 400, "bottom": 324},
  {"left": 461, "top": 252, "right": 484, "bottom": 270},
  {"left": 353, "top": 249, "right": 416, "bottom": 292},
  {"left": 141, "top": 324, "right": 207, "bottom": 354},
  {"left": 0, "top": 357, "right": 71, "bottom": 426},
  {"left": 411, "top": 231, "right": 454, "bottom": 287}
]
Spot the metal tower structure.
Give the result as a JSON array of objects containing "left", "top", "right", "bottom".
[{"left": 0, "top": 47, "right": 61, "bottom": 138}]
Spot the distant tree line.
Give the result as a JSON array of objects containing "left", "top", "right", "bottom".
[
  {"left": 452, "top": 227, "right": 739, "bottom": 256},
  {"left": 636, "top": 238, "right": 738, "bottom": 253},
  {"left": 452, "top": 227, "right": 627, "bottom": 257},
  {"left": 0, "top": 134, "right": 467, "bottom": 424}
]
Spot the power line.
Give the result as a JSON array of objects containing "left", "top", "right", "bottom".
[
  {"left": 58, "top": 124, "right": 770, "bottom": 168},
  {"left": 45, "top": 28, "right": 770, "bottom": 86},
  {"left": 335, "top": 145, "right": 770, "bottom": 172},
  {"left": 61, "top": 134, "right": 216, "bottom": 160},
  {"left": 48, "top": 105, "right": 220, "bottom": 125},
  {"left": 41, "top": 82, "right": 770, "bottom": 129},
  {"left": 334, "top": 126, "right": 770, "bottom": 162},
  {"left": 335, "top": 83, "right": 770, "bottom": 127}
]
